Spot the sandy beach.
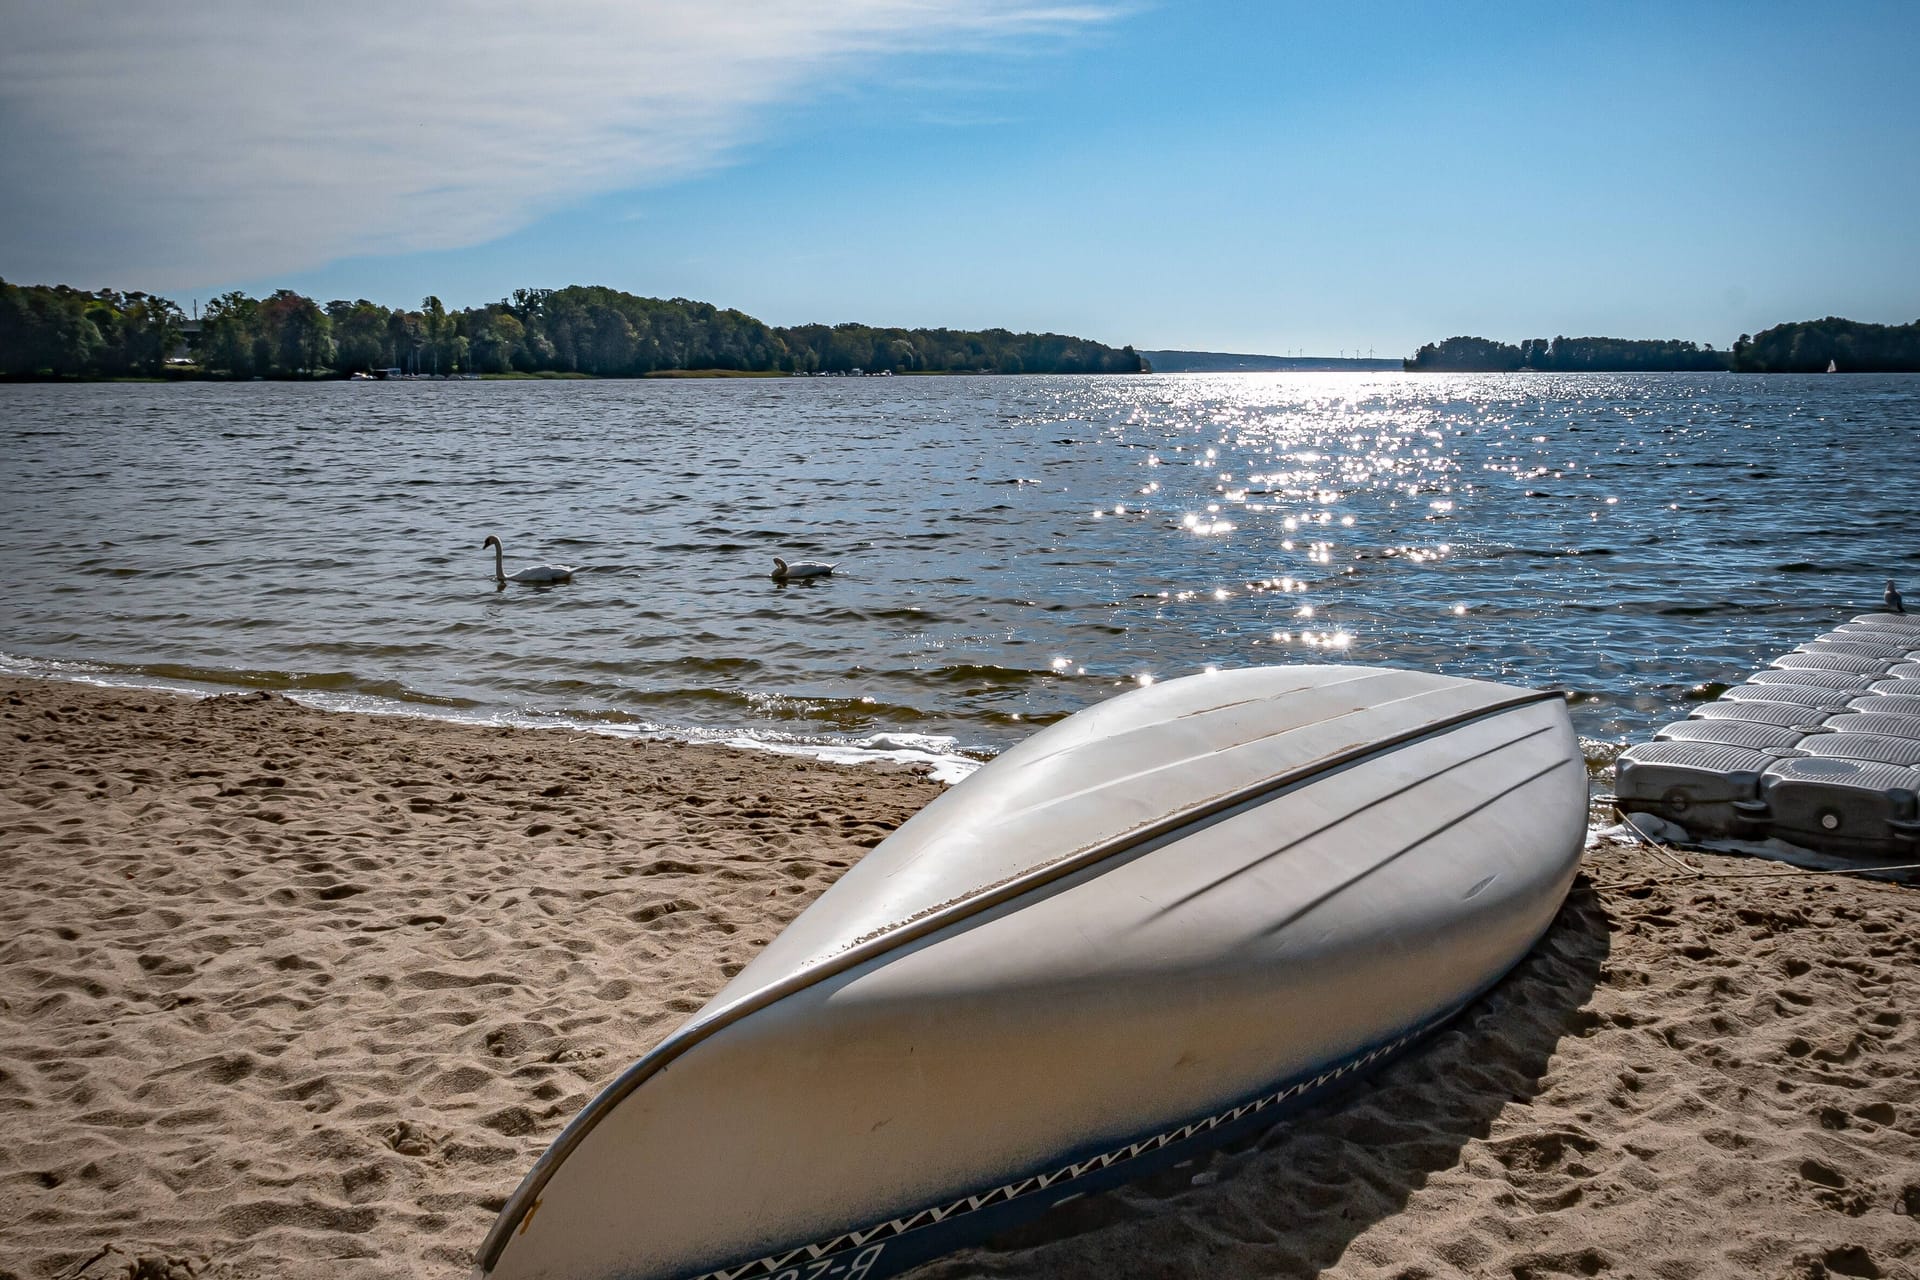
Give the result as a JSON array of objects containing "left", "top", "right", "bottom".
[{"left": 1, "top": 676, "right": 1915, "bottom": 1280}]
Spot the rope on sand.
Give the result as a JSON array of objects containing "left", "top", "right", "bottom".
[{"left": 1579, "top": 809, "right": 1920, "bottom": 893}]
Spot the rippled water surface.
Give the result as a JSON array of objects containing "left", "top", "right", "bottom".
[{"left": 4, "top": 374, "right": 1916, "bottom": 773}]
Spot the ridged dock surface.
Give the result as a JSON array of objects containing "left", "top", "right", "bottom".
[{"left": 1616, "top": 612, "right": 1920, "bottom": 862}]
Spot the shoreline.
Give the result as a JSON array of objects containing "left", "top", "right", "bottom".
[
  {"left": 0, "top": 654, "right": 987, "bottom": 786},
  {"left": 1, "top": 675, "right": 1915, "bottom": 1279}
]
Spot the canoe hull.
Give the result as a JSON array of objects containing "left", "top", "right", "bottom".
[
  {"left": 669, "top": 1003, "right": 1474, "bottom": 1280},
  {"left": 477, "top": 666, "right": 1586, "bottom": 1280}
]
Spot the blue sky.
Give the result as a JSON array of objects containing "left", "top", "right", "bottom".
[{"left": 2, "top": 1, "right": 1916, "bottom": 356}]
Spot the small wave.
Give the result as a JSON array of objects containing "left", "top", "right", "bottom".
[
  {"left": 1579, "top": 737, "right": 1629, "bottom": 774},
  {"left": 0, "top": 653, "right": 478, "bottom": 709},
  {"left": 566, "top": 655, "right": 768, "bottom": 678},
  {"left": 1654, "top": 603, "right": 1739, "bottom": 617},
  {"left": 599, "top": 685, "right": 942, "bottom": 732},
  {"left": 784, "top": 732, "right": 985, "bottom": 783},
  {"left": 911, "top": 663, "right": 1054, "bottom": 688},
  {"left": 1, "top": 652, "right": 986, "bottom": 785},
  {"left": 845, "top": 607, "right": 946, "bottom": 624},
  {"left": 1484, "top": 546, "right": 1615, "bottom": 560}
]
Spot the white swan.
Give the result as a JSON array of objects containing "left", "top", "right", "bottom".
[
  {"left": 484, "top": 535, "right": 576, "bottom": 585},
  {"left": 771, "top": 556, "right": 836, "bottom": 581}
]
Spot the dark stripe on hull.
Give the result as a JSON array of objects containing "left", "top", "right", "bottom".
[{"left": 675, "top": 1004, "right": 1472, "bottom": 1280}]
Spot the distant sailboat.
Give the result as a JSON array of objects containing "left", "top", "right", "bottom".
[{"left": 1827, "top": 359, "right": 1838, "bottom": 373}]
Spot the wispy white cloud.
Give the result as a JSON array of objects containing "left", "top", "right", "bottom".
[{"left": 0, "top": 1, "right": 1116, "bottom": 289}]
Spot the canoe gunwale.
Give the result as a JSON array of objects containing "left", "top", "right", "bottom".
[{"left": 476, "top": 683, "right": 1566, "bottom": 1274}]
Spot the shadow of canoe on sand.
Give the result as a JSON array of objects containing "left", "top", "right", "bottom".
[{"left": 907, "top": 881, "right": 1613, "bottom": 1280}]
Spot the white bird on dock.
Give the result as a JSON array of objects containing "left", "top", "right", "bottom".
[
  {"left": 771, "top": 556, "right": 836, "bottom": 581},
  {"left": 1887, "top": 579, "right": 1906, "bottom": 615},
  {"left": 484, "top": 535, "right": 576, "bottom": 585}
]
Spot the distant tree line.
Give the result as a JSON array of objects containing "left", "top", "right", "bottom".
[
  {"left": 0, "top": 278, "right": 1145, "bottom": 379},
  {"left": 1404, "top": 334, "right": 1729, "bottom": 372},
  {"left": 0, "top": 280, "right": 187, "bottom": 377},
  {"left": 1730, "top": 317, "right": 1920, "bottom": 373},
  {"left": 1405, "top": 318, "right": 1920, "bottom": 372}
]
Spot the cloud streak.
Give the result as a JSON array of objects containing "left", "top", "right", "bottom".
[{"left": 0, "top": 1, "right": 1115, "bottom": 289}]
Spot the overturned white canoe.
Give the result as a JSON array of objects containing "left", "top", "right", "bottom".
[{"left": 477, "top": 665, "right": 1586, "bottom": 1280}]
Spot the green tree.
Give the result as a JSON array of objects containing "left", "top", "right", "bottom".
[
  {"left": 201, "top": 291, "right": 261, "bottom": 376},
  {"left": 120, "top": 292, "right": 185, "bottom": 374},
  {"left": 329, "top": 299, "right": 396, "bottom": 372},
  {"left": 468, "top": 311, "right": 525, "bottom": 373},
  {"left": 257, "top": 289, "right": 332, "bottom": 374},
  {"left": 420, "top": 295, "right": 453, "bottom": 374}
]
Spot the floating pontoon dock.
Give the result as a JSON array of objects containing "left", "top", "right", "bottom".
[{"left": 1615, "top": 612, "right": 1920, "bottom": 861}]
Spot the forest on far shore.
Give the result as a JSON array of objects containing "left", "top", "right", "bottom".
[
  {"left": 1403, "top": 317, "right": 1920, "bottom": 373},
  {"left": 0, "top": 279, "right": 1147, "bottom": 379},
  {"left": 6, "top": 274, "right": 1915, "bottom": 379}
]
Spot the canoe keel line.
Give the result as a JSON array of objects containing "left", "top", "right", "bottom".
[{"left": 477, "top": 665, "right": 1587, "bottom": 1280}]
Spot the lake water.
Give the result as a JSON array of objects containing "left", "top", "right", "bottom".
[{"left": 4, "top": 374, "right": 1916, "bottom": 780}]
